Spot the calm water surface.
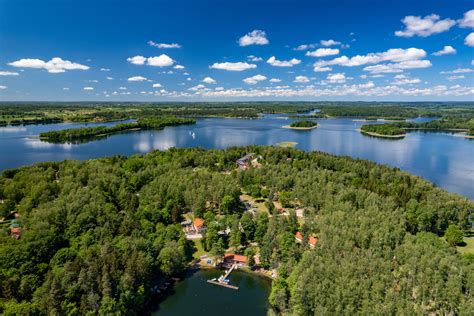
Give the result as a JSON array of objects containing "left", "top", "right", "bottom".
[
  {"left": 0, "top": 115, "right": 472, "bottom": 199},
  {"left": 152, "top": 269, "right": 271, "bottom": 315}
]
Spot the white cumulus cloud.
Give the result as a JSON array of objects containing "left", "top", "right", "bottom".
[
  {"left": 267, "top": 56, "right": 301, "bottom": 67},
  {"left": 202, "top": 77, "right": 217, "bottom": 84},
  {"left": 459, "top": 9, "right": 474, "bottom": 28},
  {"left": 395, "top": 14, "right": 456, "bottom": 37},
  {"left": 306, "top": 48, "right": 340, "bottom": 57},
  {"left": 269, "top": 78, "right": 281, "bottom": 83},
  {"left": 152, "top": 83, "right": 162, "bottom": 88},
  {"left": 243, "top": 74, "right": 267, "bottom": 85},
  {"left": 391, "top": 74, "right": 421, "bottom": 85},
  {"left": 83, "top": 87, "right": 94, "bottom": 90},
  {"left": 320, "top": 39, "right": 341, "bottom": 46},
  {"left": 8, "top": 57, "right": 90, "bottom": 73},
  {"left": 465, "top": 32, "right": 474, "bottom": 46},
  {"left": 128, "top": 76, "right": 147, "bottom": 82},
  {"left": 210, "top": 62, "right": 257, "bottom": 71},
  {"left": 432, "top": 45, "right": 456, "bottom": 56},
  {"left": 325, "top": 73, "right": 346, "bottom": 83},
  {"left": 313, "top": 66, "right": 332, "bottom": 72},
  {"left": 294, "top": 75, "right": 310, "bottom": 83},
  {"left": 127, "top": 55, "right": 174, "bottom": 67},
  {"left": 239, "top": 30, "right": 269, "bottom": 46}
]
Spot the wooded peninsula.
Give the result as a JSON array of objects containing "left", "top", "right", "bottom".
[
  {"left": 39, "top": 116, "right": 196, "bottom": 143},
  {"left": 0, "top": 146, "right": 472, "bottom": 314},
  {"left": 360, "top": 116, "right": 474, "bottom": 138}
]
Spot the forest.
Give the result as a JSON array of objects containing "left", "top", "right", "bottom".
[
  {"left": 39, "top": 117, "right": 196, "bottom": 143},
  {"left": 0, "top": 146, "right": 472, "bottom": 315}
]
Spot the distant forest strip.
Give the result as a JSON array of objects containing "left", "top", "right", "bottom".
[
  {"left": 1, "top": 102, "right": 474, "bottom": 126},
  {"left": 39, "top": 116, "right": 196, "bottom": 142}
]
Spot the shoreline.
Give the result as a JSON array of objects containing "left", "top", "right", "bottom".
[
  {"left": 358, "top": 128, "right": 406, "bottom": 139},
  {"left": 193, "top": 260, "right": 274, "bottom": 281},
  {"left": 282, "top": 124, "right": 318, "bottom": 130}
]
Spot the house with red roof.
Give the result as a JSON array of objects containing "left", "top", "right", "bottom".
[
  {"left": 295, "top": 231, "right": 303, "bottom": 243},
  {"left": 295, "top": 231, "right": 318, "bottom": 249},
  {"left": 10, "top": 227, "right": 21, "bottom": 239},
  {"left": 193, "top": 218, "right": 205, "bottom": 233},
  {"left": 224, "top": 253, "right": 248, "bottom": 266},
  {"left": 309, "top": 236, "right": 318, "bottom": 248}
]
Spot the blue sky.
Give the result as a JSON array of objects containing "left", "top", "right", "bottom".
[{"left": 0, "top": 0, "right": 473, "bottom": 101}]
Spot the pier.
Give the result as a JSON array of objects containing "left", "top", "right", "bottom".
[{"left": 207, "top": 263, "right": 239, "bottom": 290}]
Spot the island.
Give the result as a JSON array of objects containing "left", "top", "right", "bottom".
[
  {"left": 283, "top": 120, "right": 318, "bottom": 130},
  {"left": 0, "top": 146, "right": 472, "bottom": 315},
  {"left": 39, "top": 116, "right": 196, "bottom": 143},
  {"left": 359, "top": 124, "right": 406, "bottom": 138}
]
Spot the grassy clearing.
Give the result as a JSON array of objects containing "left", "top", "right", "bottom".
[
  {"left": 192, "top": 239, "right": 206, "bottom": 259},
  {"left": 240, "top": 194, "right": 269, "bottom": 213},
  {"left": 457, "top": 230, "right": 474, "bottom": 255}
]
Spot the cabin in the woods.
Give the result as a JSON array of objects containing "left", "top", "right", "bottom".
[
  {"left": 10, "top": 226, "right": 21, "bottom": 239},
  {"left": 295, "top": 231, "right": 318, "bottom": 248},
  {"left": 236, "top": 153, "right": 255, "bottom": 170},
  {"left": 309, "top": 236, "right": 318, "bottom": 248},
  {"left": 193, "top": 218, "right": 206, "bottom": 233},
  {"left": 224, "top": 253, "right": 248, "bottom": 266},
  {"left": 295, "top": 231, "right": 303, "bottom": 242}
]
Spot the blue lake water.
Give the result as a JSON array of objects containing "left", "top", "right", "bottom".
[
  {"left": 0, "top": 115, "right": 473, "bottom": 199},
  {"left": 151, "top": 269, "right": 271, "bottom": 316}
]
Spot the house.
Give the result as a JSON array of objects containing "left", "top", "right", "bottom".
[
  {"left": 309, "top": 236, "right": 318, "bottom": 248},
  {"left": 295, "top": 231, "right": 318, "bottom": 248},
  {"left": 224, "top": 253, "right": 248, "bottom": 266},
  {"left": 295, "top": 231, "right": 303, "bottom": 243},
  {"left": 193, "top": 218, "right": 205, "bottom": 233},
  {"left": 10, "top": 227, "right": 21, "bottom": 239},
  {"left": 236, "top": 153, "right": 255, "bottom": 170}
]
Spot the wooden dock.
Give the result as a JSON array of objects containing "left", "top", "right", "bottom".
[
  {"left": 222, "top": 263, "right": 236, "bottom": 279},
  {"left": 207, "top": 263, "right": 239, "bottom": 290},
  {"left": 207, "top": 279, "right": 239, "bottom": 290}
]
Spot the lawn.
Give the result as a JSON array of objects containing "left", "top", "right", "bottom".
[
  {"left": 192, "top": 239, "right": 207, "bottom": 259},
  {"left": 457, "top": 230, "right": 474, "bottom": 255}
]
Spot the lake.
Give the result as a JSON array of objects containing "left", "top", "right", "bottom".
[
  {"left": 151, "top": 269, "right": 271, "bottom": 315},
  {"left": 0, "top": 115, "right": 473, "bottom": 199}
]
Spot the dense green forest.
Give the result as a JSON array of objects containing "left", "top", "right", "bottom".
[
  {"left": 39, "top": 117, "right": 196, "bottom": 143},
  {"left": 289, "top": 120, "right": 317, "bottom": 128},
  {"left": 0, "top": 146, "right": 472, "bottom": 314},
  {"left": 360, "top": 124, "right": 406, "bottom": 136}
]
